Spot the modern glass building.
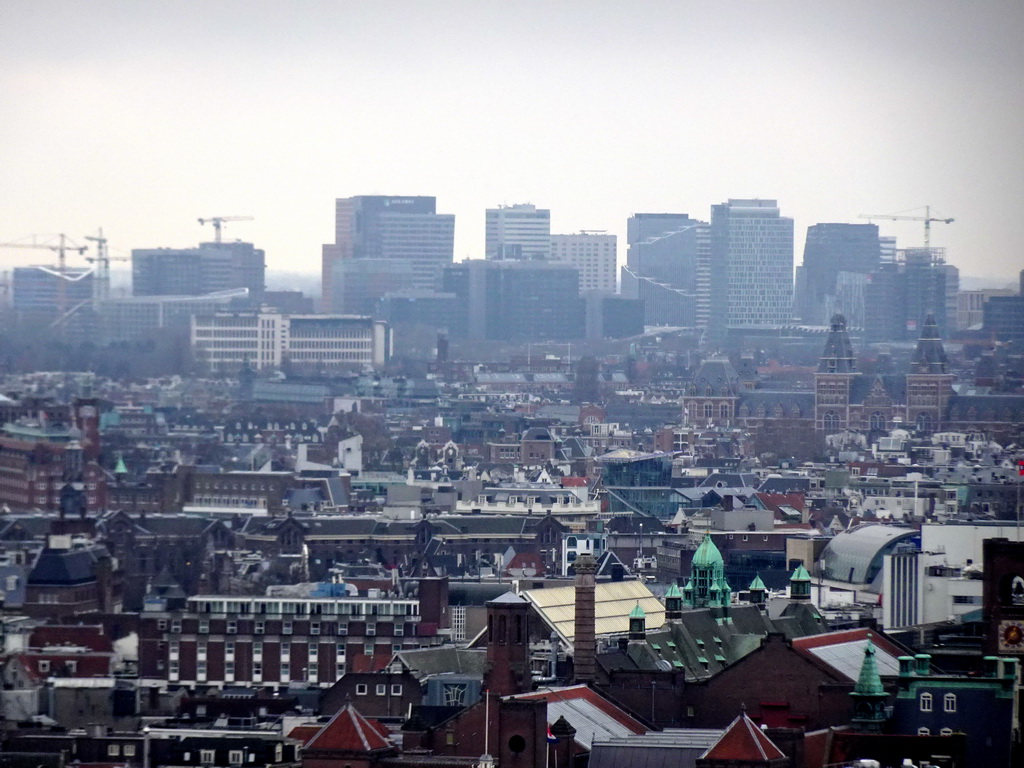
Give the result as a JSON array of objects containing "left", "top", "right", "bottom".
[
  {"left": 596, "top": 449, "right": 679, "bottom": 520},
  {"left": 820, "top": 524, "right": 920, "bottom": 588},
  {"left": 709, "top": 199, "right": 794, "bottom": 343}
]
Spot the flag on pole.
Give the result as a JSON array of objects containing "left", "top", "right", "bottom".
[
  {"left": 546, "top": 726, "right": 558, "bottom": 744},
  {"left": 1018, "top": 459, "right": 1024, "bottom": 476}
]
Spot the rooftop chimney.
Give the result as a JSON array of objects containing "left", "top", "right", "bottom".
[{"left": 573, "top": 553, "right": 598, "bottom": 684}]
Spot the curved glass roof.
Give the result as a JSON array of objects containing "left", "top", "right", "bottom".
[{"left": 821, "top": 524, "right": 919, "bottom": 585}]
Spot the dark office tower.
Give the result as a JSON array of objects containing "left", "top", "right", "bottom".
[
  {"left": 708, "top": 199, "right": 794, "bottom": 344},
  {"left": 797, "top": 223, "right": 880, "bottom": 324},
  {"left": 865, "top": 248, "right": 957, "bottom": 343},
  {"left": 442, "top": 259, "right": 584, "bottom": 342},
  {"left": 625, "top": 213, "right": 709, "bottom": 328},
  {"left": 132, "top": 242, "right": 265, "bottom": 301},
  {"left": 321, "top": 196, "right": 455, "bottom": 312}
]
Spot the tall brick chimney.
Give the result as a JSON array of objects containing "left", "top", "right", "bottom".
[{"left": 573, "top": 553, "right": 597, "bottom": 684}]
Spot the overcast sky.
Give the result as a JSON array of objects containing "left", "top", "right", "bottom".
[{"left": 2, "top": 1, "right": 1022, "bottom": 285}]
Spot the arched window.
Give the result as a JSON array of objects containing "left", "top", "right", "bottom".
[
  {"left": 943, "top": 693, "right": 956, "bottom": 713},
  {"left": 515, "top": 615, "right": 523, "bottom": 644},
  {"left": 772, "top": 404, "right": 785, "bottom": 419},
  {"left": 919, "top": 692, "right": 933, "bottom": 712},
  {"left": 823, "top": 411, "right": 840, "bottom": 432},
  {"left": 498, "top": 615, "right": 507, "bottom": 644},
  {"left": 720, "top": 404, "right": 729, "bottom": 420},
  {"left": 916, "top": 412, "right": 934, "bottom": 433},
  {"left": 704, "top": 403, "right": 713, "bottom": 420},
  {"left": 869, "top": 412, "right": 885, "bottom": 431},
  {"left": 940, "top": 728, "right": 953, "bottom": 736},
  {"left": 917, "top": 727, "right": 931, "bottom": 736}
]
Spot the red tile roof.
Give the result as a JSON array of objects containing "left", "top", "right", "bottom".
[
  {"left": 792, "top": 627, "right": 906, "bottom": 661},
  {"left": 560, "top": 477, "right": 589, "bottom": 488},
  {"left": 305, "top": 702, "right": 393, "bottom": 754},
  {"left": 286, "top": 724, "right": 322, "bottom": 746},
  {"left": 701, "top": 712, "right": 786, "bottom": 761}
]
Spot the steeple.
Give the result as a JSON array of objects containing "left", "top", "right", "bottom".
[
  {"left": 849, "top": 637, "right": 888, "bottom": 732},
  {"left": 911, "top": 313, "right": 948, "bottom": 373},
  {"left": 818, "top": 314, "right": 857, "bottom": 373}
]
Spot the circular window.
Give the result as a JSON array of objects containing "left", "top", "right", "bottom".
[{"left": 508, "top": 735, "right": 527, "bottom": 753}]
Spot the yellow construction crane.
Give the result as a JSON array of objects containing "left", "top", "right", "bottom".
[
  {"left": 197, "top": 215, "right": 254, "bottom": 243},
  {"left": 858, "top": 206, "right": 954, "bottom": 249},
  {"left": 0, "top": 234, "right": 88, "bottom": 317},
  {"left": 84, "top": 228, "right": 129, "bottom": 302}
]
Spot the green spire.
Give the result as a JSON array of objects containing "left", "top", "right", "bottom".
[
  {"left": 665, "top": 583, "right": 682, "bottom": 598},
  {"left": 114, "top": 455, "right": 128, "bottom": 474},
  {"left": 749, "top": 574, "right": 766, "bottom": 591},
  {"left": 791, "top": 564, "right": 811, "bottom": 582},
  {"left": 629, "top": 602, "right": 646, "bottom": 619},
  {"left": 693, "top": 534, "right": 725, "bottom": 567},
  {"left": 853, "top": 639, "right": 885, "bottom": 697}
]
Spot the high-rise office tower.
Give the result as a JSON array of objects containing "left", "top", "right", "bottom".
[
  {"left": 442, "top": 259, "right": 583, "bottom": 342},
  {"left": 321, "top": 195, "right": 455, "bottom": 312},
  {"left": 624, "top": 213, "right": 710, "bottom": 328},
  {"left": 796, "top": 223, "right": 880, "bottom": 324},
  {"left": 708, "top": 199, "right": 794, "bottom": 343},
  {"left": 864, "top": 248, "right": 957, "bottom": 342},
  {"left": 485, "top": 204, "right": 551, "bottom": 261},
  {"left": 132, "top": 241, "right": 265, "bottom": 301},
  {"left": 550, "top": 232, "right": 617, "bottom": 293}
]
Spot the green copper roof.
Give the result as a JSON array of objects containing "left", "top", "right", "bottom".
[
  {"left": 791, "top": 564, "right": 811, "bottom": 582},
  {"left": 665, "top": 583, "right": 682, "bottom": 598},
  {"left": 629, "top": 602, "right": 646, "bottom": 619},
  {"left": 853, "top": 638, "right": 885, "bottom": 697},
  {"left": 692, "top": 534, "right": 724, "bottom": 567},
  {"left": 749, "top": 574, "right": 767, "bottom": 590},
  {"left": 114, "top": 455, "right": 128, "bottom": 474},
  {"left": 683, "top": 579, "right": 694, "bottom": 590},
  {"left": 708, "top": 581, "right": 721, "bottom": 592}
]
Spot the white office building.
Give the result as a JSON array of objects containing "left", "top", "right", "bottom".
[
  {"left": 192, "top": 313, "right": 391, "bottom": 373},
  {"left": 550, "top": 232, "right": 617, "bottom": 293},
  {"left": 485, "top": 204, "right": 551, "bottom": 260}
]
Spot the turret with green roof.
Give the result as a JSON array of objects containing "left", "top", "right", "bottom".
[
  {"left": 790, "top": 564, "right": 812, "bottom": 601},
  {"left": 850, "top": 636, "right": 888, "bottom": 732},
  {"left": 748, "top": 574, "right": 767, "bottom": 607},
  {"left": 628, "top": 601, "right": 646, "bottom": 640},
  {"left": 664, "top": 582, "right": 683, "bottom": 620},
  {"left": 685, "top": 534, "right": 728, "bottom": 609}
]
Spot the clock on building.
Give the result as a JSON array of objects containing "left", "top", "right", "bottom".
[{"left": 998, "top": 619, "right": 1024, "bottom": 653}]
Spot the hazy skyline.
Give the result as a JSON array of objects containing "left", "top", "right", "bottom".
[{"left": 2, "top": 1, "right": 1022, "bottom": 285}]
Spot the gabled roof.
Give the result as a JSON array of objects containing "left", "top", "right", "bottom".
[
  {"left": 792, "top": 628, "right": 906, "bottom": 681},
  {"left": 304, "top": 701, "right": 393, "bottom": 755},
  {"left": 510, "top": 685, "right": 646, "bottom": 748},
  {"left": 700, "top": 711, "right": 786, "bottom": 761},
  {"left": 523, "top": 579, "right": 665, "bottom": 645}
]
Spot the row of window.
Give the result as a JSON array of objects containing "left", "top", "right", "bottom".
[{"left": 920, "top": 692, "right": 957, "bottom": 712}]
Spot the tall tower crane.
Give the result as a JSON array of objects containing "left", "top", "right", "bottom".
[
  {"left": 197, "top": 215, "right": 254, "bottom": 243},
  {"left": 858, "top": 206, "right": 954, "bottom": 250},
  {"left": 84, "top": 228, "right": 129, "bottom": 302},
  {"left": 0, "top": 234, "right": 88, "bottom": 317}
]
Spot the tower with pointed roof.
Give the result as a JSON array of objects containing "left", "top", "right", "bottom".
[
  {"left": 849, "top": 637, "right": 888, "bottom": 732},
  {"left": 684, "top": 535, "right": 731, "bottom": 609},
  {"left": 789, "top": 564, "right": 811, "bottom": 601},
  {"left": 664, "top": 582, "right": 684, "bottom": 620},
  {"left": 628, "top": 602, "right": 647, "bottom": 640},
  {"left": 814, "top": 314, "right": 860, "bottom": 434},
  {"left": 748, "top": 574, "right": 767, "bottom": 607},
  {"left": 905, "top": 313, "right": 954, "bottom": 434}
]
